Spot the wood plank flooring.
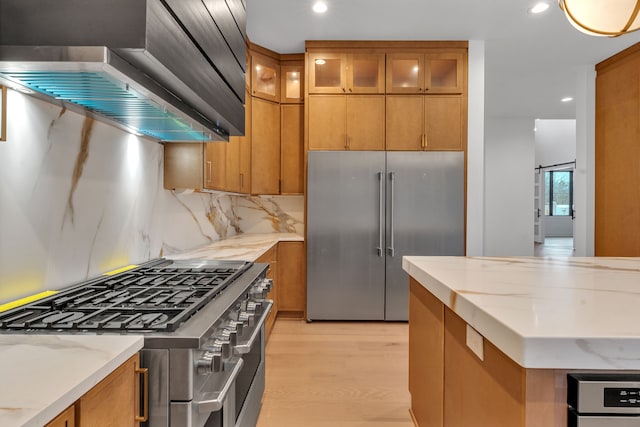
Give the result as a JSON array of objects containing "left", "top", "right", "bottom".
[{"left": 257, "top": 320, "right": 414, "bottom": 427}]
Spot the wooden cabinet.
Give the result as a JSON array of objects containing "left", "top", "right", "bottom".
[
  {"left": 251, "top": 50, "right": 280, "bottom": 102},
  {"left": 257, "top": 245, "right": 278, "bottom": 339},
  {"left": 164, "top": 143, "right": 205, "bottom": 190},
  {"left": 308, "top": 95, "right": 385, "bottom": 150},
  {"left": 386, "top": 51, "right": 464, "bottom": 94},
  {"left": 205, "top": 142, "right": 226, "bottom": 190},
  {"left": 281, "top": 61, "right": 304, "bottom": 103},
  {"left": 277, "top": 241, "right": 305, "bottom": 317},
  {"left": 46, "top": 354, "right": 146, "bottom": 427},
  {"left": 251, "top": 97, "right": 281, "bottom": 194},
  {"left": 45, "top": 404, "right": 75, "bottom": 427},
  {"left": 281, "top": 104, "right": 304, "bottom": 194},
  {"left": 308, "top": 52, "right": 385, "bottom": 94},
  {"left": 386, "top": 95, "right": 463, "bottom": 151},
  {"left": 77, "top": 354, "right": 145, "bottom": 426}
]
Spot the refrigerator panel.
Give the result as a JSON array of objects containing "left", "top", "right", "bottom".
[
  {"left": 385, "top": 151, "right": 465, "bottom": 320},
  {"left": 307, "top": 151, "right": 387, "bottom": 320}
]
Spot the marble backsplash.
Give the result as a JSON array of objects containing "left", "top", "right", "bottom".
[{"left": 0, "top": 89, "right": 303, "bottom": 304}]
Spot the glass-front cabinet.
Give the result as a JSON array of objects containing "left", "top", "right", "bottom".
[
  {"left": 251, "top": 52, "right": 280, "bottom": 102},
  {"left": 308, "top": 53, "right": 385, "bottom": 94},
  {"left": 386, "top": 52, "right": 464, "bottom": 94},
  {"left": 281, "top": 63, "right": 304, "bottom": 103}
]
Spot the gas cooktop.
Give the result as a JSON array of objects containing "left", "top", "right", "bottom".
[{"left": 0, "top": 259, "right": 252, "bottom": 333}]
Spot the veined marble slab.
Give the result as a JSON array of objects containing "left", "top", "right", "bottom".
[
  {"left": 168, "top": 232, "right": 303, "bottom": 262},
  {"left": 0, "top": 334, "right": 143, "bottom": 427},
  {"left": 403, "top": 256, "right": 640, "bottom": 370}
]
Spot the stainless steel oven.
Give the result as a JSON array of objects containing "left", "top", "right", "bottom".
[
  {"left": 0, "top": 258, "right": 272, "bottom": 427},
  {"left": 568, "top": 373, "right": 640, "bottom": 426}
]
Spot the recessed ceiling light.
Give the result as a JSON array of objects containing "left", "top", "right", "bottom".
[
  {"left": 528, "top": 2, "right": 550, "bottom": 14},
  {"left": 313, "top": 2, "right": 328, "bottom": 13},
  {"left": 315, "top": 59, "right": 326, "bottom": 65},
  {"left": 561, "top": 97, "right": 574, "bottom": 102}
]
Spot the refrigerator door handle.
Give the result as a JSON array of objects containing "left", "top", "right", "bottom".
[
  {"left": 387, "top": 172, "right": 396, "bottom": 257},
  {"left": 377, "top": 171, "right": 384, "bottom": 257}
]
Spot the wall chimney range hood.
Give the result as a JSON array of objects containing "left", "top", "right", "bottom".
[{"left": 0, "top": 0, "right": 247, "bottom": 142}]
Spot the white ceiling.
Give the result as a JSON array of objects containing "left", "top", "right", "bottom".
[{"left": 246, "top": 0, "right": 640, "bottom": 120}]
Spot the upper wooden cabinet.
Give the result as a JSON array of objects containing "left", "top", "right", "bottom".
[
  {"left": 251, "top": 50, "right": 280, "bottom": 102},
  {"left": 251, "top": 97, "right": 281, "bottom": 194},
  {"left": 308, "top": 53, "right": 385, "bottom": 94},
  {"left": 308, "top": 95, "right": 385, "bottom": 150},
  {"left": 281, "top": 58, "right": 304, "bottom": 103},
  {"left": 386, "top": 95, "right": 463, "bottom": 151},
  {"left": 386, "top": 51, "right": 464, "bottom": 94}
]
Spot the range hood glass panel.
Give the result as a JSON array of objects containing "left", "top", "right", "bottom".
[{"left": 1, "top": 70, "right": 209, "bottom": 141}]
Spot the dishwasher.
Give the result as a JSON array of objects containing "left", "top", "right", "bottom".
[{"left": 568, "top": 373, "right": 640, "bottom": 426}]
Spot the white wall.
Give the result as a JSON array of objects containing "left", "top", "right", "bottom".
[
  {"left": 466, "top": 40, "right": 485, "bottom": 256},
  {"left": 484, "top": 118, "right": 534, "bottom": 256}
]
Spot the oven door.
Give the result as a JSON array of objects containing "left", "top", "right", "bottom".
[{"left": 233, "top": 300, "right": 272, "bottom": 427}]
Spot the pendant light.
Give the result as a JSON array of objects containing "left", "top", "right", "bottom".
[{"left": 558, "top": 0, "right": 640, "bottom": 36}]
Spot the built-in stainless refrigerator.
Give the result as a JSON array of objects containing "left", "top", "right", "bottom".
[{"left": 306, "top": 151, "right": 465, "bottom": 321}]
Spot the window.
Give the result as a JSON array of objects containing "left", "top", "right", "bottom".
[{"left": 545, "top": 170, "right": 573, "bottom": 216}]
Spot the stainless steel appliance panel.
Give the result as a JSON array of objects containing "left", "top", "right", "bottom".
[
  {"left": 307, "top": 151, "right": 386, "bottom": 320},
  {"left": 384, "top": 151, "right": 465, "bottom": 320},
  {"left": 569, "top": 415, "right": 640, "bottom": 427}
]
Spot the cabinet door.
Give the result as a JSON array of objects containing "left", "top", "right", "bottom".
[
  {"left": 386, "top": 53, "right": 424, "bottom": 94},
  {"left": 251, "top": 52, "right": 280, "bottom": 102},
  {"left": 425, "top": 95, "right": 463, "bottom": 150},
  {"left": 425, "top": 52, "right": 464, "bottom": 94},
  {"left": 346, "top": 95, "right": 385, "bottom": 150},
  {"left": 239, "top": 93, "right": 252, "bottom": 193},
  {"left": 163, "top": 143, "right": 204, "bottom": 189},
  {"left": 78, "top": 354, "right": 142, "bottom": 427},
  {"left": 281, "top": 104, "right": 304, "bottom": 194},
  {"left": 204, "top": 142, "right": 226, "bottom": 190},
  {"left": 308, "top": 95, "right": 347, "bottom": 150},
  {"left": 277, "top": 241, "right": 305, "bottom": 316},
  {"left": 308, "top": 53, "right": 347, "bottom": 94},
  {"left": 45, "top": 404, "right": 75, "bottom": 427},
  {"left": 251, "top": 97, "right": 281, "bottom": 194},
  {"left": 281, "top": 64, "right": 304, "bottom": 103},
  {"left": 225, "top": 136, "right": 241, "bottom": 192},
  {"left": 347, "top": 53, "right": 385, "bottom": 94},
  {"left": 385, "top": 95, "right": 424, "bottom": 150}
]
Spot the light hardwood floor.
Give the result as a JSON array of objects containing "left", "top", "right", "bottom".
[{"left": 257, "top": 320, "right": 414, "bottom": 427}]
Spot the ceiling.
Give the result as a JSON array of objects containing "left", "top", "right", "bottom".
[{"left": 246, "top": 0, "right": 640, "bottom": 121}]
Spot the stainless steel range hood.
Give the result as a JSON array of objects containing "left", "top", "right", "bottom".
[{"left": 0, "top": 0, "right": 247, "bottom": 142}]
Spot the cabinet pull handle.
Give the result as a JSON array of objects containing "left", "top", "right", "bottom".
[
  {"left": 240, "top": 173, "right": 244, "bottom": 190},
  {"left": 342, "top": 87, "right": 346, "bottom": 92},
  {"left": 424, "top": 133, "right": 428, "bottom": 149},
  {"left": 135, "top": 366, "right": 149, "bottom": 422},
  {"left": 207, "top": 161, "right": 212, "bottom": 183}
]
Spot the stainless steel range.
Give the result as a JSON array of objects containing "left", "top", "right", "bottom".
[{"left": 0, "top": 258, "right": 272, "bottom": 427}]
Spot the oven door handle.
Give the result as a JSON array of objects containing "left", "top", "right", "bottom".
[
  {"left": 234, "top": 300, "right": 274, "bottom": 355},
  {"left": 195, "top": 357, "right": 244, "bottom": 414}
]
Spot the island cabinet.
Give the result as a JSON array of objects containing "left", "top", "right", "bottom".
[
  {"left": 45, "top": 353, "right": 146, "bottom": 427},
  {"left": 409, "top": 279, "right": 565, "bottom": 427}
]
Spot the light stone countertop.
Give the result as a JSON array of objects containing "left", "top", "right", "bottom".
[
  {"left": 0, "top": 334, "right": 143, "bottom": 427},
  {"left": 167, "top": 232, "right": 304, "bottom": 262},
  {"left": 403, "top": 256, "right": 640, "bottom": 370}
]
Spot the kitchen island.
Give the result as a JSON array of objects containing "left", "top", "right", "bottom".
[{"left": 403, "top": 256, "right": 640, "bottom": 427}]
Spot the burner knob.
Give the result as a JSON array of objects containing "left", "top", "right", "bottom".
[
  {"left": 261, "top": 278, "right": 273, "bottom": 292},
  {"left": 238, "top": 311, "right": 255, "bottom": 327},
  {"left": 197, "top": 351, "right": 222, "bottom": 375},
  {"left": 247, "top": 301, "right": 263, "bottom": 315},
  {"left": 227, "top": 320, "right": 244, "bottom": 337},
  {"left": 220, "top": 328, "right": 237, "bottom": 347}
]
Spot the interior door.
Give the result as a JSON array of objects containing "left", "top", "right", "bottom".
[
  {"left": 534, "top": 170, "right": 545, "bottom": 244},
  {"left": 385, "top": 152, "right": 465, "bottom": 321},
  {"left": 307, "top": 151, "right": 386, "bottom": 320}
]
